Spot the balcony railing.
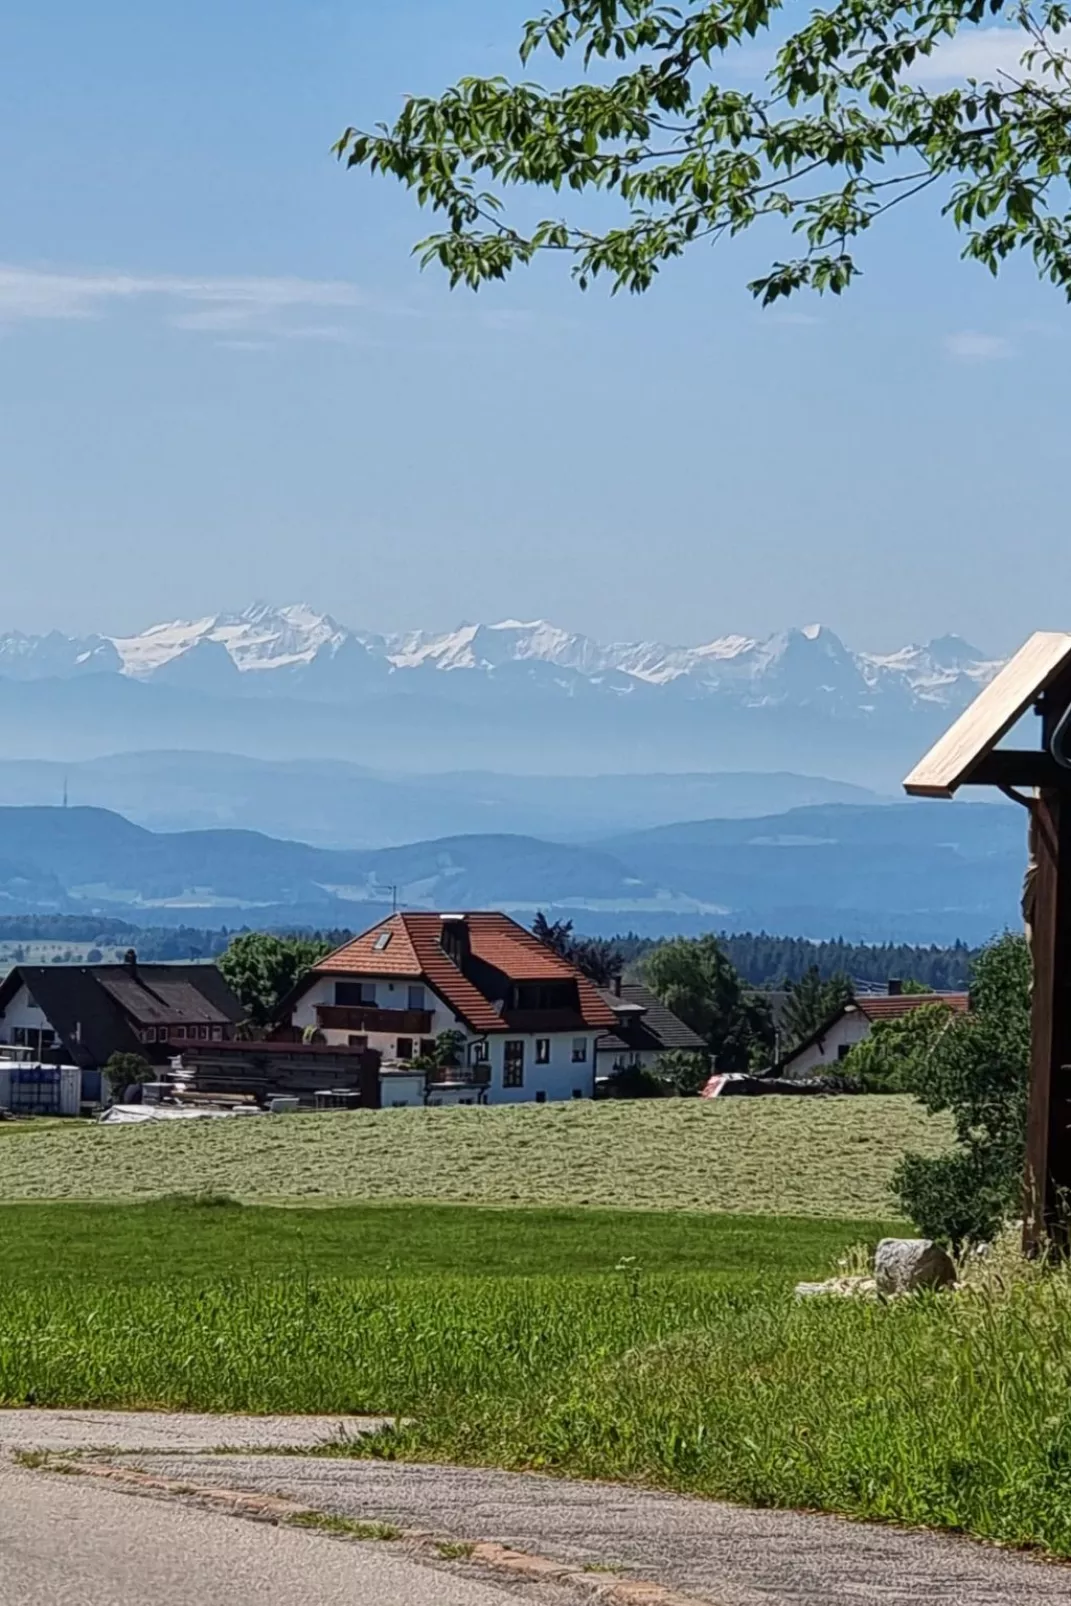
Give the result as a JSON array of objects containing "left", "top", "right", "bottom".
[
  {"left": 425, "top": 1065, "right": 491, "bottom": 1088},
  {"left": 315, "top": 1005, "right": 433, "bottom": 1034}
]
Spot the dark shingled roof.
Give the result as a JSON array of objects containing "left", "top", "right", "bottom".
[
  {"left": 596, "top": 983, "right": 707, "bottom": 1057},
  {"left": 0, "top": 962, "right": 243, "bottom": 1069}
]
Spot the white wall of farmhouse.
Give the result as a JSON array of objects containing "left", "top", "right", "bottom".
[
  {"left": 290, "top": 971, "right": 595, "bottom": 1105},
  {"left": 0, "top": 983, "right": 61, "bottom": 1049},
  {"left": 292, "top": 972, "right": 463, "bottom": 1052},
  {"left": 783, "top": 1009, "right": 871, "bottom": 1078}
]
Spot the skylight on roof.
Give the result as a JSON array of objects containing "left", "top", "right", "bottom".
[{"left": 373, "top": 931, "right": 392, "bottom": 952}]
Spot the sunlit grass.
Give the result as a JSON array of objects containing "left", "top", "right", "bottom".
[
  {"left": 3, "top": 1260, "right": 1071, "bottom": 1556},
  {"left": 0, "top": 1096, "right": 951, "bottom": 1218}
]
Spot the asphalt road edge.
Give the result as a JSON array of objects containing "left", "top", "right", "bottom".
[{"left": 10, "top": 1453, "right": 710, "bottom": 1606}]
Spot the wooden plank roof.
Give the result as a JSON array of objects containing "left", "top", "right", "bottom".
[{"left": 903, "top": 632, "right": 1071, "bottom": 799}]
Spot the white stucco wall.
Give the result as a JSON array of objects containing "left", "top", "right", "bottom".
[
  {"left": 485, "top": 1032, "right": 594, "bottom": 1104},
  {"left": 290, "top": 972, "right": 595, "bottom": 1105},
  {"left": 782, "top": 1009, "right": 870, "bottom": 1078},
  {"left": 292, "top": 973, "right": 462, "bottom": 1056},
  {"left": 0, "top": 983, "right": 60, "bottom": 1048}
]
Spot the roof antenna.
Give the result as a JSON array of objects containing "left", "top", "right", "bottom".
[{"left": 62, "top": 774, "right": 68, "bottom": 809}]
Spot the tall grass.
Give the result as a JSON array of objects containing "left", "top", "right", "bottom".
[{"left": 4, "top": 1267, "right": 1071, "bottom": 1555}]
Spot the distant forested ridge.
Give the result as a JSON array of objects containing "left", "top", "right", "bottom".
[
  {"left": 614, "top": 933, "right": 976, "bottom": 991},
  {"left": 0, "top": 915, "right": 976, "bottom": 990}
]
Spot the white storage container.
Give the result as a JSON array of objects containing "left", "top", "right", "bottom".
[{"left": 59, "top": 1066, "right": 82, "bottom": 1117}]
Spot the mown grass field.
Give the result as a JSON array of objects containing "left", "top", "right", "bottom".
[{"left": 0, "top": 1095, "right": 952, "bottom": 1217}]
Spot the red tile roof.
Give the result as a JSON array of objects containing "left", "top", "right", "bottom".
[
  {"left": 313, "top": 912, "right": 616, "bottom": 1035},
  {"left": 855, "top": 993, "right": 969, "bottom": 1022}
]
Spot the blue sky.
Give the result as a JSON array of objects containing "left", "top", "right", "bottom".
[{"left": 1, "top": 0, "right": 1066, "bottom": 653}]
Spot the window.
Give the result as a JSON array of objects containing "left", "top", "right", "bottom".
[
  {"left": 407, "top": 985, "right": 426, "bottom": 1011},
  {"left": 336, "top": 981, "right": 376, "bottom": 1007},
  {"left": 472, "top": 1039, "right": 490, "bottom": 1064},
  {"left": 143, "top": 1027, "right": 157, "bottom": 1044},
  {"left": 374, "top": 930, "right": 392, "bottom": 952},
  {"left": 396, "top": 1037, "right": 414, "bottom": 1061},
  {"left": 503, "top": 1040, "right": 525, "bottom": 1088},
  {"left": 420, "top": 1038, "right": 436, "bottom": 1058},
  {"left": 535, "top": 1039, "right": 550, "bottom": 1065},
  {"left": 837, "top": 1044, "right": 851, "bottom": 1061},
  {"left": 172, "top": 1025, "right": 185, "bottom": 1040},
  {"left": 572, "top": 1090, "right": 584, "bottom": 1100},
  {"left": 210, "top": 1025, "right": 223, "bottom": 1041},
  {"left": 348, "top": 1034, "right": 369, "bottom": 1050},
  {"left": 535, "top": 1091, "right": 547, "bottom": 1104},
  {"left": 572, "top": 1038, "right": 588, "bottom": 1064},
  {"left": 512, "top": 982, "right": 574, "bottom": 1011}
]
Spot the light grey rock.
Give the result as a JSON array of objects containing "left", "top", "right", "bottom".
[
  {"left": 874, "top": 1238, "right": 956, "bottom": 1295},
  {"left": 795, "top": 1276, "right": 876, "bottom": 1299}
]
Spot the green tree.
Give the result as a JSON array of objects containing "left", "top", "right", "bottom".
[
  {"left": 532, "top": 912, "right": 623, "bottom": 986},
  {"left": 218, "top": 933, "right": 333, "bottom": 1028},
  {"left": 104, "top": 1052, "right": 154, "bottom": 1100},
  {"left": 338, "top": 0, "right": 1071, "bottom": 303},
  {"left": 651, "top": 1048, "right": 713, "bottom": 1095},
  {"left": 782, "top": 967, "right": 853, "bottom": 1049},
  {"left": 642, "top": 934, "right": 774, "bottom": 1071},
  {"left": 894, "top": 932, "right": 1030, "bottom": 1246},
  {"left": 841, "top": 1001, "right": 959, "bottom": 1091}
]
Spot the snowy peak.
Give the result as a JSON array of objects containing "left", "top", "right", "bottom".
[
  {"left": 111, "top": 603, "right": 345, "bottom": 678},
  {"left": 0, "top": 604, "right": 1002, "bottom": 718}
]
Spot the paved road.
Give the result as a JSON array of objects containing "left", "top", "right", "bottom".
[
  {"left": 121, "top": 1453, "right": 1070, "bottom": 1606},
  {"left": 2, "top": 1412, "right": 1069, "bottom": 1605},
  {"left": 0, "top": 1408, "right": 385, "bottom": 1454},
  {"left": 0, "top": 1461, "right": 577, "bottom": 1606}
]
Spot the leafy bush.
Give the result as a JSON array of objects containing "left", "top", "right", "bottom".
[
  {"left": 893, "top": 934, "right": 1030, "bottom": 1247},
  {"left": 651, "top": 1050, "right": 711, "bottom": 1097},
  {"left": 104, "top": 1053, "right": 154, "bottom": 1100},
  {"left": 603, "top": 1064, "right": 668, "bottom": 1100}
]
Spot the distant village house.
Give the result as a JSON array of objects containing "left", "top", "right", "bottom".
[
  {"left": 0, "top": 950, "right": 243, "bottom": 1071},
  {"left": 778, "top": 983, "right": 969, "bottom": 1079}
]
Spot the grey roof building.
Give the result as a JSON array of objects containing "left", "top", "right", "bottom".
[
  {"left": 596, "top": 981, "right": 707, "bottom": 1068},
  {"left": 0, "top": 951, "right": 243, "bottom": 1069}
]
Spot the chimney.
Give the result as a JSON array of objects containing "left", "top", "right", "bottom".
[
  {"left": 123, "top": 948, "right": 138, "bottom": 973},
  {"left": 613, "top": 974, "right": 622, "bottom": 997},
  {"left": 439, "top": 915, "right": 470, "bottom": 969},
  {"left": 887, "top": 978, "right": 903, "bottom": 997}
]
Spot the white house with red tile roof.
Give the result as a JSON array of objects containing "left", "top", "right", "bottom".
[
  {"left": 779, "top": 988, "right": 970, "bottom": 1080},
  {"left": 281, "top": 911, "right": 619, "bottom": 1107}
]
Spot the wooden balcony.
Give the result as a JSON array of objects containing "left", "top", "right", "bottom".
[{"left": 315, "top": 1005, "right": 433, "bottom": 1034}]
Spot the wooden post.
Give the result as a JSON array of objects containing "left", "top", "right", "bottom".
[{"left": 1023, "top": 675, "right": 1071, "bottom": 1250}]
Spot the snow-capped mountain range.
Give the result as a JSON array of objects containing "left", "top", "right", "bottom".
[{"left": 0, "top": 603, "right": 1002, "bottom": 717}]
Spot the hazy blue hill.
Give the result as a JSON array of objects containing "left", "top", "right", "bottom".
[
  {"left": 0, "top": 752, "right": 883, "bottom": 846},
  {"left": 0, "top": 671, "right": 948, "bottom": 787},
  {"left": 598, "top": 802, "right": 1023, "bottom": 942},
  {"left": 0, "top": 809, "right": 647, "bottom": 916},
  {"left": 0, "top": 800, "right": 1024, "bottom": 942}
]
